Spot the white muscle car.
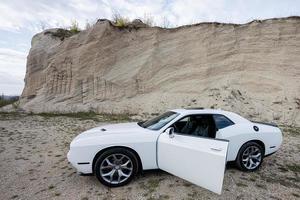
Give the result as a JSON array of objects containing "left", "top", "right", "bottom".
[{"left": 67, "top": 108, "right": 282, "bottom": 194}]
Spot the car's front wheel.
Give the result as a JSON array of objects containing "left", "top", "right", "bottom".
[
  {"left": 94, "top": 148, "right": 139, "bottom": 187},
  {"left": 236, "top": 141, "right": 264, "bottom": 171}
]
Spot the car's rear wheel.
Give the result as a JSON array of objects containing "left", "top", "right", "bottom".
[
  {"left": 95, "top": 148, "right": 138, "bottom": 187},
  {"left": 236, "top": 141, "right": 263, "bottom": 171}
]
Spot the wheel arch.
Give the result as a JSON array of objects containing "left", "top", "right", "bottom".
[
  {"left": 236, "top": 139, "right": 265, "bottom": 160},
  {"left": 92, "top": 146, "right": 143, "bottom": 174}
]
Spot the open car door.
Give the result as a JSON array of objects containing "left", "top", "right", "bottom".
[{"left": 157, "top": 130, "right": 228, "bottom": 194}]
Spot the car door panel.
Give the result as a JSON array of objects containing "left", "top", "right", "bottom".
[{"left": 157, "top": 132, "right": 228, "bottom": 194}]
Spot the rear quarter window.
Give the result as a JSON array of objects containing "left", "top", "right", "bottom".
[{"left": 213, "top": 114, "right": 234, "bottom": 129}]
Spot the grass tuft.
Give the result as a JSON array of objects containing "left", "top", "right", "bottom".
[
  {"left": 236, "top": 182, "right": 248, "bottom": 187},
  {"left": 44, "top": 20, "right": 80, "bottom": 41},
  {"left": 286, "top": 163, "right": 300, "bottom": 173},
  {"left": 2, "top": 110, "right": 130, "bottom": 122},
  {"left": 281, "top": 126, "right": 300, "bottom": 136}
]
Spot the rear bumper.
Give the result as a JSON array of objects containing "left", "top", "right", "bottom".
[{"left": 67, "top": 150, "right": 93, "bottom": 174}]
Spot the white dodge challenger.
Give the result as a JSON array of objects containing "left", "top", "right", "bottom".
[{"left": 67, "top": 108, "right": 282, "bottom": 194}]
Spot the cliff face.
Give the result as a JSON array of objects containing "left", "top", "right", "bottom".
[{"left": 20, "top": 17, "right": 300, "bottom": 125}]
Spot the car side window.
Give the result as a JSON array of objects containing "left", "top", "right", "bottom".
[
  {"left": 213, "top": 114, "right": 234, "bottom": 129},
  {"left": 171, "top": 115, "right": 217, "bottom": 138}
]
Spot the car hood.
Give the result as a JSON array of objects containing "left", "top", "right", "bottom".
[{"left": 73, "top": 122, "right": 143, "bottom": 141}]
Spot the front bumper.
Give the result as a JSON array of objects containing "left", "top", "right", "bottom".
[{"left": 67, "top": 150, "right": 93, "bottom": 174}]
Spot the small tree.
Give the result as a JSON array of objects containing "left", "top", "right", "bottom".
[
  {"left": 39, "top": 21, "right": 49, "bottom": 31},
  {"left": 69, "top": 20, "right": 80, "bottom": 34},
  {"left": 161, "top": 16, "right": 171, "bottom": 28},
  {"left": 85, "top": 20, "right": 92, "bottom": 30},
  {"left": 142, "top": 13, "right": 154, "bottom": 27}
]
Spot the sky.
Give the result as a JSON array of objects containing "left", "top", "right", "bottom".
[{"left": 0, "top": 0, "right": 300, "bottom": 95}]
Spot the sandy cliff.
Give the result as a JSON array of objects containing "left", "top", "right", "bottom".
[{"left": 20, "top": 17, "right": 300, "bottom": 125}]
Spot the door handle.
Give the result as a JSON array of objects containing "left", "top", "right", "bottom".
[{"left": 210, "top": 147, "right": 223, "bottom": 151}]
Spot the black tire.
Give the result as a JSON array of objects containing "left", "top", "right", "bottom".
[
  {"left": 94, "top": 148, "right": 139, "bottom": 187},
  {"left": 236, "top": 141, "right": 264, "bottom": 172}
]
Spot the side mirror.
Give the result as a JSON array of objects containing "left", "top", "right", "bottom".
[{"left": 165, "top": 127, "right": 175, "bottom": 138}]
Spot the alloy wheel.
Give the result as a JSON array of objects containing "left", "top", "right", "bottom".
[
  {"left": 100, "top": 153, "right": 133, "bottom": 184},
  {"left": 242, "top": 145, "right": 262, "bottom": 170}
]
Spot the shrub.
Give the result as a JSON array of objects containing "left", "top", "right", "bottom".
[
  {"left": 69, "top": 20, "right": 80, "bottom": 34},
  {"left": 12, "top": 101, "right": 20, "bottom": 110},
  {"left": 0, "top": 95, "right": 19, "bottom": 108},
  {"left": 112, "top": 13, "right": 129, "bottom": 28},
  {"left": 44, "top": 29, "right": 73, "bottom": 41}
]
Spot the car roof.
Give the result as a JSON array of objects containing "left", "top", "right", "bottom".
[{"left": 170, "top": 108, "right": 250, "bottom": 123}]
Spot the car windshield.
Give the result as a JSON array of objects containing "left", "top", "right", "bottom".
[{"left": 138, "top": 111, "right": 179, "bottom": 130}]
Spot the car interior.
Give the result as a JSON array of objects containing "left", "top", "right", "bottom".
[{"left": 171, "top": 114, "right": 217, "bottom": 138}]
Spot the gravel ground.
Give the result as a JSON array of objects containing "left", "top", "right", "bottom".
[{"left": 0, "top": 113, "right": 299, "bottom": 200}]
